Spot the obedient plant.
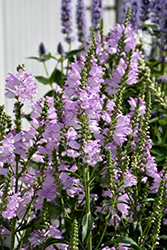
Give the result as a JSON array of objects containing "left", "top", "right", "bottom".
[
  {"left": 1, "top": 7, "right": 167, "bottom": 250},
  {"left": 120, "top": 0, "right": 167, "bottom": 167}
]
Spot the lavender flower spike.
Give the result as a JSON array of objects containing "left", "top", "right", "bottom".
[
  {"left": 130, "top": 0, "right": 141, "bottom": 30},
  {"left": 76, "top": 0, "right": 87, "bottom": 44},
  {"left": 38, "top": 42, "right": 47, "bottom": 56},
  {"left": 57, "top": 42, "right": 65, "bottom": 55},
  {"left": 91, "top": 0, "right": 103, "bottom": 33},
  {"left": 38, "top": 42, "right": 48, "bottom": 61},
  {"left": 61, "top": 0, "right": 75, "bottom": 43},
  {"left": 121, "top": 0, "right": 131, "bottom": 24},
  {"left": 139, "top": 0, "right": 151, "bottom": 24}
]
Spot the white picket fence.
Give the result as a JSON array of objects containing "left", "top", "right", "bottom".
[{"left": 0, "top": 0, "right": 116, "bottom": 128}]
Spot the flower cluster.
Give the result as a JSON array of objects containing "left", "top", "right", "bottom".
[
  {"left": 0, "top": 19, "right": 166, "bottom": 250},
  {"left": 5, "top": 70, "right": 37, "bottom": 103},
  {"left": 121, "top": 0, "right": 167, "bottom": 62}
]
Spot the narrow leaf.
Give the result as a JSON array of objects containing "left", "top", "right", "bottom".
[
  {"left": 82, "top": 214, "right": 88, "bottom": 243},
  {"left": 159, "top": 235, "right": 167, "bottom": 239},
  {"left": 140, "top": 198, "right": 154, "bottom": 203},
  {"left": 50, "top": 68, "right": 66, "bottom": 87},
  {"left": 140, "top": 22, "right": 158, "bottom": 31},
  {"left": 82, "top": 213, "right": 94, "bottom": 243},
  {"left": 61, "top": 170, "right": 83, "bottom": 180},
  {"left": 42, "top": 238, "right": 70, "bottom": 250},
  {"left": 0, "top": 219, "right": 11, "bottom": 231},
  {"left": 27, "top": 56, "right": 40, "bottom": 61},
  {"left": 44, "top": 90, "right": 54, "bottom": 97},
  {"left": 116, "top": 236, "right": 140, "bottom": 250},
  {"left": 23, "top": 113, "right": 32, "bottom": 121},
  {"left": 65, "top": 49, "right": 83, "bottom": 60},
  {"left": 101, "top": 236, "right": 140, "bottom": 250},
  {"left": 35, "top": 76, "right": 50, "bottom": 85}
]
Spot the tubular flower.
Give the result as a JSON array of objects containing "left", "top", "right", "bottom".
[{"left": 5, "top": 70, "right": 37, "bottom": 102}]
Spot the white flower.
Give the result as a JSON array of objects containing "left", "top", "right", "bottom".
[{"left": 135, "top": 29, "right": 152, "bottom": 55}]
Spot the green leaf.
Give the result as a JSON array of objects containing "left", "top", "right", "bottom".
[
  {"left": 140, "top": 22, "right": 158, "bottom": 32},
  {"left": 129, "top": 222, "right": 142, "bottom": 242},
  {"left": 82, "top": 213, "right": 94, "bottom": 243},
  {"left": 42, "top": 238, "right": 70, "bottom": 250},
  {"left": 61, "top": 170, "right": 83, "bottom": 181},
  {"left": 41, "top": 53, "right": 58, "bottom": 61},
  {"left": 44, "top": 90, "right": 54, "bottom": 97},
  {"left": 65, "top": 49, "right": 83, "bottom": 60},
  {"left": 27, "top": 56, "right": 40, "bottom": 61},
  {"left": 50, "top": 68, "right": 66, "bottom": 87},
  {"left": 101, "top": 236, "right": 140, "bottom": 250},
  {"left": 105, "top": 213, "right": 112, "bottom": 224},
  {"left": 116, "top": 200, "right": 129, "bottom": 205},
  {"left": 16, "top": 217, "right": 46, "bottom": 232},
  {"left": 23, "top": 113, "right": 32, "bottom": 121},
  {"left": 104, "top": 233, "right": 116, "bottom": 238},
  {"left": 158, "top": 119, "right": 167, "bottom": 126},
  {"left": 159, "top": 235, "right": 167, "bottom": 239},
  {"left": 140, "top": 198, "right": 154, "bottom": 203},
  {"left": 149, "top": 117, "right": 160, "bottom": 123},
  {"left": 0, "top": 219, "right": 11, "bottom": 231},
  {"left": 156, "top": 155, "right": 167, "bottom": 162},
  {"left": 150, "top": 149, "right": 162, "bottom": 156},
  {"left": 63, "top": 217, "right": 72, "bottom": 223},
  {"left": 151, "top": 68, "right": 164, "bottom": 76},
  {"left": 146, "top": 60, "right": 161, "bottom": 68},
  {"left": 35, "top": 76, "right": 51, "bottom": 85},
  {"left": 28, "top": 53, "right": 58, "bottom": 61},
  {"left": 47, "top": 202, "right": 62, "bottom": 218}
]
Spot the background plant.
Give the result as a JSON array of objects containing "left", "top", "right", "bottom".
[{"left": 121, "top": 0, "right": 167, "bottom": 168}]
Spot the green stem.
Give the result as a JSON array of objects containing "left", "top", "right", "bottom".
[
  {"left": 138, "top": 219, "right": 153, "bottom": 247},
  {"left": 43, "top": 61, "right": 49, "bottom": 79},
  {"left": 60, "top": 55, "right": 64, "bottom": 88},
  {"left": 61, "top": 197, "right": 70, "bottom": 219},
  {"left": 16, "top": 193, "right": 37, "bottom": 232},
  {"left": 15, "top": 154, "right": 20, "bottom": 193},
  {"left": 94, "top": 197, "right": 117, "bottom": 250},
  {"left": 83, "top": 165, "right": 92, "bottom": 250},
  {"left": 10, "top": 217, "right": 16, "bottom": 250},
  {"left": 66, "top": 43, "right": 71, "bottom": 76},
  {"left": 89, "top": 164, "right": 98, "bottom": 182},
  {"left": 0, "top": 233, "right": 4, "bottom": 250},
  {"left": 162, "top": 127, "right": 167, "bottom": 145},
  {"left": 78, "top": 238, "right": 86, "bottom": 250},
  {"left": 17, "top": 128, "right": 45, "bottom": 179},
  {"left": 43, "top": 61, "right": 53, "bottom": 90},
  {"left": 18, "top": 218, "right": 30, "bottom": 250},
  {"left": 10, "top": 154, "right": 20, "bottom": 249}
]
